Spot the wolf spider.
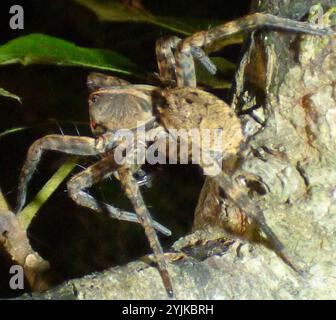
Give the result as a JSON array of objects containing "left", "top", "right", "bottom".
[{"left": 16, "top": 12, "right": 333, "bottom": 298}]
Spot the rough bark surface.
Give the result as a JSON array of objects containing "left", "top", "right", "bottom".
[
  {"left": 19, "top": 0, "right": 336, "bottom": 299},
  {"left": 0, "top": 208, "right": 51, "bottom": 292}
]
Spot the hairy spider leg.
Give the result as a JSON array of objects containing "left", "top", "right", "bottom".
[
  {"left": 155, "top": 35, "right": 181, "bottom": 84},
  {"left": 17, "top": 134, "right": 108, "bottom": 213},
  {"left": 87, "top": 82, "right": 176, "bottom": 295},
  {"left": 155, "top": 35, "right": 215, "bottom": 87},
  {"left": 170, "top": 122, "right": 301, "bottom": 271},
  {"left": 67, "top": 153, "right": 171, "bottom": 236},
  {"left": 87, "top": 72, "right": 131, "bottom": 92},
  {"left": 212, "top": 172, "right": 302, "bottom": 273},
  {"left": 118, "top": 167, "right": 174, "bottom": 298},
  {"left": 16, "top": 133, "right": 170, "bottom": 234},
  {"left": 162, "top": 126, "right": 302, "bottom": 272},
  {"left": 175, "top": 12, "right": 334, "bottom": 86}
]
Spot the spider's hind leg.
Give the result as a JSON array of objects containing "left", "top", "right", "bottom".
[
  {"left": 213, "top": 172, "right": 303, "bottom": 274},
  {"left": 156, "top": 35, "right": 216, "bottom": 88},
  {"left": 175, "top": 12, "right": 333, "bottom": 87},
  {"left": 155, "top": 35, "right": 181, "bottom": 86}
]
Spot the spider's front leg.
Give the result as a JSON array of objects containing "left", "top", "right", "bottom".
[
  {"left": 175, "top": 12, "right": 334, "bottom": 86},
  {"left": 117, "top": 166, "right": 174, "bottom": 298},
  {"left": 67, "top": 153, "right": 171, "bottom": 236},
  {"left": 17, "top": 134, "right": 111, "bottom": 213},
  {"left": 16, "top": 133, "right": 170, "bottom": 235}
]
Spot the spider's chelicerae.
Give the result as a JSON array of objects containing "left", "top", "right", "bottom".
[{"left": 16, "top": 12, "right": 334, "bottom": 298}]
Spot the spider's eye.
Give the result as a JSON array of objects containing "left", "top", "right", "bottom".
[{"left": 90, "top": 94, "right": 99, "bottom": 103}]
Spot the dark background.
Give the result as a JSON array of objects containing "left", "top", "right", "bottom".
[{"left": 0, "top": 0, "right": 251, "bottom": 297}]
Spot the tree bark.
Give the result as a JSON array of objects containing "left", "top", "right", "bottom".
[{"left": 19, "top": 0, "right": 336, "bottom": 299}]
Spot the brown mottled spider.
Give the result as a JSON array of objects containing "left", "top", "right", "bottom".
[{"left": 16, "top": 12, "right": 333, "bottom": 298}]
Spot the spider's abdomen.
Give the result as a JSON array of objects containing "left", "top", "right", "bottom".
[{"left": 159, "top": 87, "right": 243, "bottom": 159}]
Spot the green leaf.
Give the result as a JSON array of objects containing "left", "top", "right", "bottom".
[
  {"left": 0, "top": 87, "right": 21, "bottom": 103},
  {"left": 0, "top": 33, "right": 142, "bottom": 76},
  {"left": 17, "top": 158, "right": 77, "bottom": 230},
  {"left": 74, "top": 0, "right": 217, "bottom": 35}
]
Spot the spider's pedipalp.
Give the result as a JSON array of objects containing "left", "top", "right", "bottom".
[{"left": 134, "top": 168, "right": 152, "bottom": 188}]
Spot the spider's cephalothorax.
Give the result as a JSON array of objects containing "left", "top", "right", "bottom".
[
  {"left": 16, "top": 11, "right": 334, "bottom": 298},
  {"left": 89, "top": 85, "right": 155, "bottom": 133}
]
